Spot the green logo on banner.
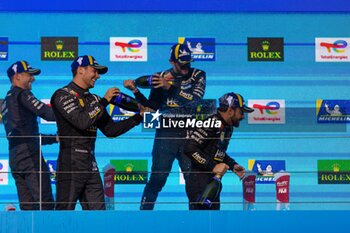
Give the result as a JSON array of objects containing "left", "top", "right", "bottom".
[
  {"left": 248, "top": 38, "right": 284, "bottom": 62},
  {"left": 317, "top": 160, "right": 350, "bottom": 184},
  {"left": 41, "top": 37, "right": 78, "bottom": 61},
  {"left": 110, "top": 159, "right": 148, "bottom": 184}
]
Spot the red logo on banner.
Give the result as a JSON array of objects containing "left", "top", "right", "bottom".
[
  {"left": 275, "top": 173, "right": 290, "bottom": 203},
  {"left": 104, "top": 166, "right": 116, "bottom": 198},
  {"left": 243, "top": 174, "right": 256, "bottom": 203}
]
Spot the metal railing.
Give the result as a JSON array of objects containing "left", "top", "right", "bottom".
[{"left": 0, "top": 134, "right": 349, "bottom": 211}]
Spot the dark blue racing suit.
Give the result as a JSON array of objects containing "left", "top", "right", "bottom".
[
  {"left": 134, "top": 68, "right": 206, "bottom": 210},
  {"left": 2, "top": 86, "right": 57, "bottom": 210}
]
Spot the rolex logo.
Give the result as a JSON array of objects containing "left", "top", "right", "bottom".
[
  {"left": 248, "top": 38, "right": 283, "bottom": 61},
  {"left": 41, "top": 37, "right": 78, "bottom": 61},
  {"left": 332, "top": 163, "right": 340, "bottom": 172},
  {"left": 55, "top": 40, "right": 64, "bottom": 50},
  {"left": 261, "top": 41, "right": 270, "bottom": 51}
]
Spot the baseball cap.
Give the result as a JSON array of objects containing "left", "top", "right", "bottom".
[
  {"left": 71, "top": 55, "right": 108, "bottom": 74},
  {"left": 219, "top": 92, "right": 254, "bottom": 113},
  {"left": 7, "top": 61, "right": 41, "bottom": 78},
  {"left": 170, "top": 43, "right": 193, "bottom": 64}
]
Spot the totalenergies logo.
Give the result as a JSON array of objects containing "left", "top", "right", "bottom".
[
  {"left": 115, "top": 39, "right": 142, "bottom": 53},
  {"left": 320, "top": 40, "right": 347, "bottom": 53},
  {"left": 253, "top": 101, "right": 280, "bottom": 115}
]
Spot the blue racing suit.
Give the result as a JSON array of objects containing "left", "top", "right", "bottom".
[
  {"left": 134, "top": 67, "right": 206, "bottom": 210},
  {"left": 2, "top": 86, "right": 57, "bottom": 210}
]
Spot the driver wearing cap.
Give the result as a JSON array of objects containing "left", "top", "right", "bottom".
[
  {"left": 51, "top": 55, "right": 148, "bottom": 210},
  {"left": 124, "top": 43, "right": 207, "bottom": 210},
  {"left": 2, "top": 60, "right": 57, "bottom": 210},
  {"left": 184, "top": 92, "right": 254, "bottom": 210}
]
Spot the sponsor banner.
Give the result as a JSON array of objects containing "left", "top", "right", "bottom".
[
  {"left": 248, "top": 160, "right": 286, "bottom": 184},
  {"left": 40, "top": 99, "right": 56, "bottom": 124},
  {"left": 110, "top": 159, "right": 148, "bottom": 184},
  {"left": 0, "top": 99, "right": 3, "bottom": 123},
  {"left": 46, "top": 160, "right": 57, "bottom": 184},
  {"left": 275, "top": 172, "right": 290, "bottom": 203},
  {"left": 0, "top": 160, "right": 9, "bottom": 185},
  {"left": 318, "top": 160, "right": 350, "bottom": 184},
  {"left": 315, "top": 38, "right": 350, "bottom": 62},
  {"left": 316, "top": 99, "right": 350, "bottom": 123},
  {"left": 242, "top": 172, "right": 256, "bottom": 203},
  {"left": 41, "top": 37, "right": 78, "bottom": 61},
  {"left": 110, "top": 37, "right": 147, "bottom": 62},
  {"left": 178, "top": 37, "right": 215, "bottom": 61},
  {"left": 109, "top": 104, "right": 135, "bottom": 122},
  {"left": 103, "top": 164, "right": 116, "bottom": 210},
  {"left": 248, "top": 99, "right": 285, "bottom": 124},
  {"left": 248, "top": 38, "right": 284, "bottom": 61},
  {"left": 275, "top": 172, "right": 290, "bottom": 211},
  {"left": 0, "top": 37, "right": 9, "bottom": 60}
]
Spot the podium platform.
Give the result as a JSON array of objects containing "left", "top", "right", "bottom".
[{"left": 0, "top": 211, "right": 348, "bottom": 233}]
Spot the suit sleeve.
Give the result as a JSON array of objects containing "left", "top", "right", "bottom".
[
  {"left": 223, "top": 154, "right": 238, "bottom": 171},
  {"left": 51, "top": 90, "right": 104, "bottom": 130},
  {"left": 184, "top": 126, "right": 217, "bottom": 172},
  {"left": 191, "top": 69, "right": 206, "bottom": 101},
  {"left": 19, "top": 90, "right": 56, "bottom": 121},
  {"left": 134, "top": 88, "right": 161, "bottom": 110},
  {"left": 97, "top": 111, "right": 143, "bottom": 137}
]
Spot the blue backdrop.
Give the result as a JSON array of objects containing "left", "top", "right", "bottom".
[{"left": 0, "top": 8, "right": 349, "bottom": 211}]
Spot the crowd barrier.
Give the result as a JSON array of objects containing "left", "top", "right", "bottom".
[{"left": 0, "top": 135, "right": 349, "bottom": 211}]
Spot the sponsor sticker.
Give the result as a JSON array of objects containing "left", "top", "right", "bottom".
[
  {"left": 248, "top": 99, "right": 285, "bottom": 124},
  {"left": 178, "top": 37, "right": 216, "bottom": 61},
  {"left": 109, "top": 105, "right": 135, "bottom": 122},
  {"left": 315, "top": 38, "right": 350, "bottom": 62},
  {"left": 248, "top": 38, "right": 284, "bottom": 61},
  {"left": 248, "top": 160, "right": 286, "bottom": 184},
  {"left": 110, "top": 159, "right": 148, "bottom": 184},
  {"left": 0, "top": 37, "right": 9, "bottom": 60},
  {"left": 110, "top": 37, "right": 147, "bottom": 62},
  {"left": 318, "top": 160, "right": 350, "bottom": 184},
  {"left": 316, "top": 99, "right": 350, "bottom": 123},
  {"left": 41, "top": 37, "right": 78, "bottom": 60}
]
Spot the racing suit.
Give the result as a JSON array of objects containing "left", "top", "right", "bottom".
[
  {"left": 2, "top": 86, "right": 57, "bottom": 210},
  {"left": 184, "top": 112, "right": 238, "bottom": 210},
  {"left": 51, "top": 82, "right": 142, "bottom": 210},
  {"left": 134, "top": 67, "right": 206, "bottom": 210}
]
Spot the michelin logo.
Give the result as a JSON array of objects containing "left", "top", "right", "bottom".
[{"left": 180, "top": 38, "right": 216, "bottom": 61}]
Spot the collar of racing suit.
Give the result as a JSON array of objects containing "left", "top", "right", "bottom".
[
  {"left": 69, "top": 81, "right": 90, "bottom": 97},
  {"left": 170, "top": 67, "right": 194, "bottom": 80}
]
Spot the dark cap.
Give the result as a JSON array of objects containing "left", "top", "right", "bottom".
[
  {"left": 219, "top": 92, "right": 254, "bottom": 113},
  {"left": 7, "top": 61, "right": 41, "bottom": 78},
  {"left": 71, "top": 55, "right": 108, "bottom": 74},
  {"left": 170, "top": 43, "right": 193, "bottom": 64}
]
